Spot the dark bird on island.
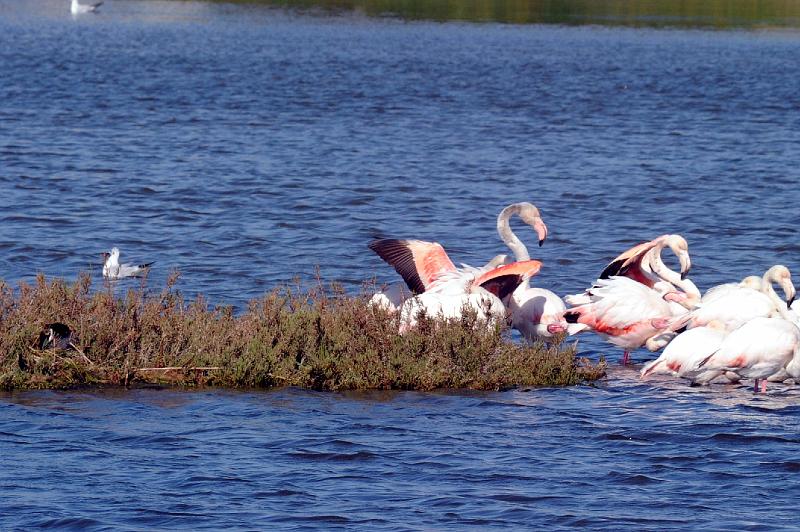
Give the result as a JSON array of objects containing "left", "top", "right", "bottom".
[{"left": 38, "top": 322, "right": 74, "bottom": 350}]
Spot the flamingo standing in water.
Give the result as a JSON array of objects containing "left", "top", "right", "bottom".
[
  {"left": 686, "top": 265, "right": 796, "bottom": 331},
  {"left": 368, "top": 239, "right": 542, "bottom": 333},
  {"left": 687, "top": 316, "right": 800, "bottom": 393},
  {"left": 494, "top": 202, "right": 578, "bottom": 340},
  {"left": 640, "top": 321, "right": 728, "bottom": 384},
  {"left": 564, "top": 234, "right": 699, "bottom": 363},
  {"left": 564, "top": 276, "right": 687, "bottom": 363}
]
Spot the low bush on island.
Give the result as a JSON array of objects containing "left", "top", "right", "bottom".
[{"left": 0, "top": 273, "right": 605, "bottom": 391}]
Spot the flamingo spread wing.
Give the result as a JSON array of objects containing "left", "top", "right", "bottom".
[
  {"left": 369, "top": 239, "right": 457, "bottom": 294},
  {"left": 473, "top": 260, "right": 542, "bottom": 300},
  {"left": 599, "top": 239, "right": 657, "bottom": 286}
]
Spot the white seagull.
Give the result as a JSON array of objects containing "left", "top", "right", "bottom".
[
  {"left": 102, "top": 247, "right": 153, "bottom": 279},
  {"left": 71, "top": 0, "right": 103, "bottom": 15}
]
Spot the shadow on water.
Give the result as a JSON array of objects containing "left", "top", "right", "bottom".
[{"left": 199, "top": 0, "right": 800, "bottom": 28}]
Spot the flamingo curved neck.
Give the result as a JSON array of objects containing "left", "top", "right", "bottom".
[
  {"left": 761, "top": 270, "right": 791, "bottom": 318},
  {"left": 497, "top": 204, "right": 531, "bottom": 263},
  {"left": 647, "top": 246, "right": 700, "bottom": 303}
]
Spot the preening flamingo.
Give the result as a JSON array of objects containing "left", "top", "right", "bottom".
[
  {"left": 686, "top": 265, "right": 796, "bottom": 331},
  {"left": 564, "top": 235, "right": 699, "bottom": 363},
  {"left": 495, "top": 202, "right": 578, "bottom": 340},
  {"left": 368, "top": 239, "right": 542, "bottom": 332},
  {"left": 689, "top": 316, "right": 800, "bottom": 393},
  {"left": 565, "top": 234, "right": 699, "bottom": 308}
]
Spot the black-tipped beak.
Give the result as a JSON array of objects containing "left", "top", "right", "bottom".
[
  {"left": 681, "top": 271, "right": 688, "bottom": 281},
  {"left": 538, "top": 239, "right": 544, "bottom": 247},
  {"left": 788, "top": 295, "right": 795, "bottom": 309}
]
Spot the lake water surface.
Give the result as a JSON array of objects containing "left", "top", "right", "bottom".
[{"left": 1, "top": 1, "right": 799, "bottom": 529}]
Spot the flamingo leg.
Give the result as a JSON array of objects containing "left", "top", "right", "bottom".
[
  {"left": 621, "top": 351, "right": 630, "bottom": 365},
  {"left": 760, "top": 380, "right": 768, "bottom": 393}
]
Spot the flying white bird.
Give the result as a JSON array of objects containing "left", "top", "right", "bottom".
[
  {"left": 71, "top": 0, "right": 103, "bottom": 15},
  {"left": 102, "top": 247, "right": 153, "bottom": 279}
]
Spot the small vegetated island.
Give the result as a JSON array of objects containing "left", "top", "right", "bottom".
[{"left": 0, "top": 273, "right": 604, "bottom": 391}]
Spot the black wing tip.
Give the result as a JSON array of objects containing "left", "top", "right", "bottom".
[
  {"left": 563, "top": 311, "right": 581, "bottom": 324},
  {"left": 697, "top": 350, "right": 718, "bottom": 369},
  {"left": 599, "top": 259, "right": 625, "bottom": 280},
  {"left": 367, "top": 238, "right": 424, "bottom": 294},
  {"left": 478, "top": 274, "right": 524, "bottom": 301}
]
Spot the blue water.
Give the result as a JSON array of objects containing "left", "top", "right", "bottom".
[{"left": 1, "top": 1, "right": 800, "bottom": 529}]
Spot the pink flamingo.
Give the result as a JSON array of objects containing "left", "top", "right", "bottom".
[
  {"left": 565, "top": 235, "right": 699, "bottom": 363},
  {"left": 368, "top": 239, "right": 542, "bottom": 332}
]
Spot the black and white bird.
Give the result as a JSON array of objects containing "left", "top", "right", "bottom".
[
  {"left": 38, "top": 323, "right": 74, "bottom": 350},
  {"left": 102, "top": 247, "right": 154, "bottom": 279}
]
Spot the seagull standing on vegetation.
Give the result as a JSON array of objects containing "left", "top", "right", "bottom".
[
  {"left": 102, "top": 247, "right": 154, "bottom": 279},
  {"left": 71, "top": 0, "right": 103, "bottom": 14}
]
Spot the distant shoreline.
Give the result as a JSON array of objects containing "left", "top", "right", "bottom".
[{"left": 183, "top": 0, "right": 800, "bottom": 29}]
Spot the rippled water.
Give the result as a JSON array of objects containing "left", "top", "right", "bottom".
[
  {"left": 1, "top": 1, "right": 800, "bottom": 529},
  {"left": 4, "top": 382, "right": 800, "bottom": 529}
]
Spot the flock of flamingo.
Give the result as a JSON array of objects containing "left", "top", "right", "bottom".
[{"left": 368, "top": 202, "right": 800, "bottom": 393}]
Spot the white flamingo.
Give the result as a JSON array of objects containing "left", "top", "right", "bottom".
[
  {"left": 640, "top": 321, "right": 727, "bottom": 383},
  {"left": 686, "top": 265, "right": 796, "bottom": 331},
  {"left": 702, "top": 275, "right": 762, "bottom": 304},
  {"left": 688, "top": 316, "right": 800, "bottom": 393},
  {"left": 495, "top": 202, "right": 578, "bottom": 340}
]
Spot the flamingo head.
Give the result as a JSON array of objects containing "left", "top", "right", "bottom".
[
  {"left": 765, "top": 265, "right": 795, "bottom": 308},
  {"left": 658, "top": 234, "right": 691, "bottom": 280},
  {"left": 517, "top": 203, "right": 548, "bottom": 246}
]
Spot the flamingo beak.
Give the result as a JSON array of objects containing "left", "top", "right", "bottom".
[
  {"left": 679, "top": 252, "right": 691, "bottom": 280},
  {"left": 535, "top": 218, "right": 548, "bottom": 247},
  {"left": 547, "top": 323, "right": 566, "bottom": 334},
  {"left": 782, "top": 279, "right": 796, "bottom": 309}
]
